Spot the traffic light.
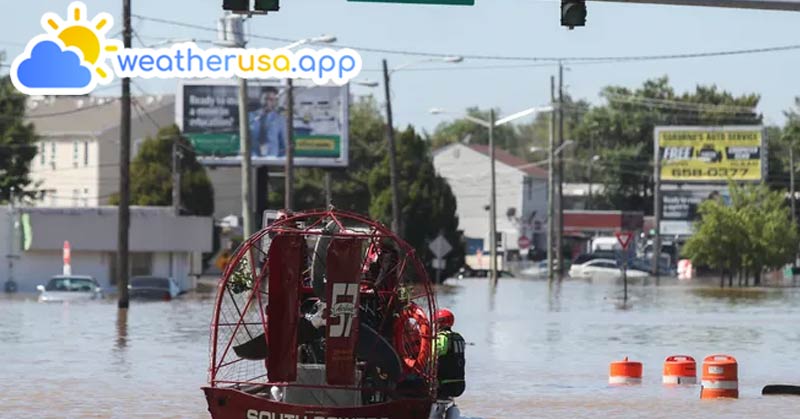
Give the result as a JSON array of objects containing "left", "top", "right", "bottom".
[
  {"left": 254, "top": 0, "right": 280, "bottom": 11},
  {"left": 561, "top": 0, "right": 586, "bottom": 29},
  {"left": 223, "top": 0, "right": 249, "bottom": 11}
]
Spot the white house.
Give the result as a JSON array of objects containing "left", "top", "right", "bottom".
[
  {"left": 0, "top": 206, "right": 212, "bottom": 293},
  {"left": 25, "top": 95, "right": 175, "bottom": 207},
  {"left": 433, "top": 143, "right": 549, "bottom": 260}
]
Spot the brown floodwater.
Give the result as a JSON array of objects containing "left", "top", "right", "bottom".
[{"left": 2, "top": 277, "right": 800, "bottom": 419}]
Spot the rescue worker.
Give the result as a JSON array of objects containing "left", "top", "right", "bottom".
[{"left": 434, "top": 308, "right": 466, "bottom": 399}]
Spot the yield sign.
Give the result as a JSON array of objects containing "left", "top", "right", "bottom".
[
  {"left": 428, "top": 234, "right": 452, "bottom": 259},
  {"left": 615, "top": 231, "right": 634, "bottom": 250}
]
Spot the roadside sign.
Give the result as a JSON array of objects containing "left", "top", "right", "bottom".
[
  {"left": 63, "top": 240, "right": 71, "bottom": 276},
  {"left": 348, "top": 0, "right": 474, "bottom": 5},
  {"left": 432, "top": 258, "right": 445, "bottom": 269},
  {"left": 428, "top": 234, "right": 452, "bottom": 259},
  {"left": 518, "top": 235, "right": 531, "bottom": 250},
  {"left": 615, "top": 231, "right": 633, "bottom": 250}
]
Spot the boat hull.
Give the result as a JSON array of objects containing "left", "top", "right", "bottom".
[{"left": 203, "top": 387, "right": 434, "bottom": 419}]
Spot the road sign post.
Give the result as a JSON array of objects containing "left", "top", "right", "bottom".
[
  {"left": 615, "top": 231, "right": 633, "bottom": 303},
  {"left": 429, "top": 234, "right": 453, "bottom": 284}
]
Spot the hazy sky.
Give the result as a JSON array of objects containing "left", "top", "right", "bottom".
[{"left": 2, "top": 0, "right": 799, "bottom": 132}]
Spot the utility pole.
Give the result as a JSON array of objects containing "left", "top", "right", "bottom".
[
  {"left": 239, "top": 79, "right": 253, "bottom": 237},
  {"left": 172, "top": 138, "right": 181, "bottom": 216},
  {"left": 791, "top": 144, "right": 796, "bottom": 226},
  {"left": 5, "top": 187, "right": 16, "bottom": 293},
  {"left": 285, "top": 79, "right": 294, "bottom": 211},
  {"left": 557, "top": 63, "right": 565, "bottom": 277},
  {"left": 489, "top": 109, "right": 498, "bottom": 287},
  {"left": 117, "top": 0, "right": 132, "bottom": 309},
  {"left": 325, "top": 171, "right": 332, "bottom": 206},
  {"left": 653, "top": 133, "right": 662, "bottom": 278},
  {"left": 382, "top": 59, "right": 401, "bottom": 236},
  {"left": 547, "top": 76, "right": 556, "bottom": 283}
]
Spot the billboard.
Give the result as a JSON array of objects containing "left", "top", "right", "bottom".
[
  {"left": 177, "top": 80, "right": 349, "bottom": 167},
  {"left": 655, "top": 126, "right": 765, "bottom": 183},
  {"left": 659, "top": 187, "right": 729, "bottom": 236}
]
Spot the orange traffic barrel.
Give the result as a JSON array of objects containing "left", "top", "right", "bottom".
[
  {"left": 700, "top": 354, "right": 738, "bottom": 399},
  {"left": 609, "top": 357, "right": 642, "bottom": 384},
  {"left": 663, "top": 355, "right": 697, "bottom": 385}
]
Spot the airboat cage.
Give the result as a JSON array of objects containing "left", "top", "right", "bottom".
[{"left": 205, "top": 210, "right": 438, "bottom": 419}]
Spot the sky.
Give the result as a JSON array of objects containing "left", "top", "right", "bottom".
[{"left": 2, "top": 0, "right": 799, "bottom": 133}]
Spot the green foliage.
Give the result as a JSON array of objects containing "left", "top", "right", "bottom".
[
  {"left": 682, "top": 182, "right": 798, "bottom": 284},
  {"left": 113, "top": 125, "right": 214, "bottom": 216},
  {"left": 0, "top": 76, "right": 37, "bottom": 202},
  {"left": 368, "top": 126, "right": 465, "bottom": 275}
]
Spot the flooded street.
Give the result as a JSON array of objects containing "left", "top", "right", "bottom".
[{"left": 3, "top": 278, "right": 800, "bottom": 419}]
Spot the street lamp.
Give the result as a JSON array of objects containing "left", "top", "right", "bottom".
[
  {"left": 381, "top": 56, "right": 463, "bottom": 236},
  {"left": 430, "top": 105, "right": 553, "bottom": 286}
]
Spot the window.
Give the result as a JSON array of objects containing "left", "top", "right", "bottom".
[
  {"left": 39, "top": 142, "right": 45, "bottom": 165},
  {"left": 131, "top": 253, "right": 153, "bottom": 277},
  {"left": 50, "top": 142, "right": 56, "bottom": 169},
  {"left": 83, "top": 141, "right": 89, "bottom": 166},
  {"left": 83, "top": 188, "right": 89, "bottom": 207},
  {"left": 72, "top": 189, "right": 80, "bottom": 206},
  {"left": 73, "top": 141, "right": 79, "bottom": 168}
]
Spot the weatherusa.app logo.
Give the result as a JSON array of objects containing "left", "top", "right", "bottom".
[
  {"left": 11, "top": 2, "right": 363, "bottom": 96},
  {"left": 11, "top": 2, "right": 122, "bottom": 95}
]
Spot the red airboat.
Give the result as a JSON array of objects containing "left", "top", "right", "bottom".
[{"left": 203, "top": 209, "right": 445, "bottom": 419}]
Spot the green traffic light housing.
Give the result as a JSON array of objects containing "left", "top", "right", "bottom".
[
  {"left": 254, "top": 0, "right": 280, "bottom": 11},
  {"left": 561, "top": 0, "right": 587, "bottom": 29},
  {"left": 223, "top": 0, "right": 249, "bottom": 11}
]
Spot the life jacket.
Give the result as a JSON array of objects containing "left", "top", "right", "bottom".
[{"left": 436, "top": 329, "right": 465, "bottom": 384}]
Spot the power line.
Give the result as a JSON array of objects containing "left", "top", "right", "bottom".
[{"left": 133, "top": 13, "right": 800, "bottom": 64}]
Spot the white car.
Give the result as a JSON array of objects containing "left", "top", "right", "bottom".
[
  {"left": 36, "top": 275, "right": 104, "bottom": 302},
  {"left": 568, "top": 258, "right": 649, "bottom": 280}
]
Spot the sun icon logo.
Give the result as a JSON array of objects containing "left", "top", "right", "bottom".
[{"left": 11, "top": 1, "right": 123, "bottom": 96}]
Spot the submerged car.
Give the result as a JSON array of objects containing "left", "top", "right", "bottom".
[
  {"left": 36, "top": 275, "right": 104, "bottom": 302},
  {"left": 568, "top": 258, "right": 649, "bottom": 280},
  {"left": 129, "top": 276, "right": 182, "bottom": 301}
]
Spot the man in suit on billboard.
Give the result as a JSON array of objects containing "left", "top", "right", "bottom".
[{"left": 249, "top": 86, "right": 287, "bottom": 158}]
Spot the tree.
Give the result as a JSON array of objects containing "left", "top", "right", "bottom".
[
  {"left": 0, "top": 76, "right": 37, "bottom": 202},
  {"left": 682, "top": 182, "right": 798, "bottom": 286},
  {"left": 574, "top": 77, "right": 761, "bottom": 212},
  {"left": 368, "top": 126, "right": 465, "bottom": 278},
  {"left": 112, "top": 125, "right": 214, "bottom": 216}
]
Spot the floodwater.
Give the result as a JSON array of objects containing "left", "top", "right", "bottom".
[{"left": 3, "top": 278, "right": 800, "bottom": 419}]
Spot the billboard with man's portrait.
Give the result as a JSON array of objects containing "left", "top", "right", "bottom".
[{"left": 177, "top": 79, "right": 349, "bottom": 167}]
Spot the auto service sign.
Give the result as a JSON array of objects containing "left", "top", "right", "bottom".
[{"left": 655, "top": 126, "right": 765, "bottom": 183}]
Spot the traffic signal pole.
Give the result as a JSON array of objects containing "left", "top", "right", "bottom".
[{"left": 591, "top": 0, "right": 800, "bottom": 11}]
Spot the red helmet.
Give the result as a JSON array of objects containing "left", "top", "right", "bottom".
[{"left": 435, "top": 308, "right": 455, "bottom": 328}]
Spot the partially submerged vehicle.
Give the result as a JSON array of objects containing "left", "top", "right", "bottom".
[
  {"left": 36, "top": 275, "right": 103, "bottom": 302},
  {"left": 204, "top": 209, "right": 452, "bottom": 419}
]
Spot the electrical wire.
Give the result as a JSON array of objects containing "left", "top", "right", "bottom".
[{"left": 133, "top": 13, "right": 800, "bottom": 64}]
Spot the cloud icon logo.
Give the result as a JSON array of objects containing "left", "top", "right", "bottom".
[{"left": 16, "top": 40, "right": 92, "bottom": 89}]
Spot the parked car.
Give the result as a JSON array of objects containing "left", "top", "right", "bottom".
[
  {"left": 568, "top": 258, "right": 649, "bottom": 280},
  {"left": 129, "top": 276, "right": 182, "bottom": 301},
  {"left": 36, "top": 275, "right": 104, "bottom": 302}
]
